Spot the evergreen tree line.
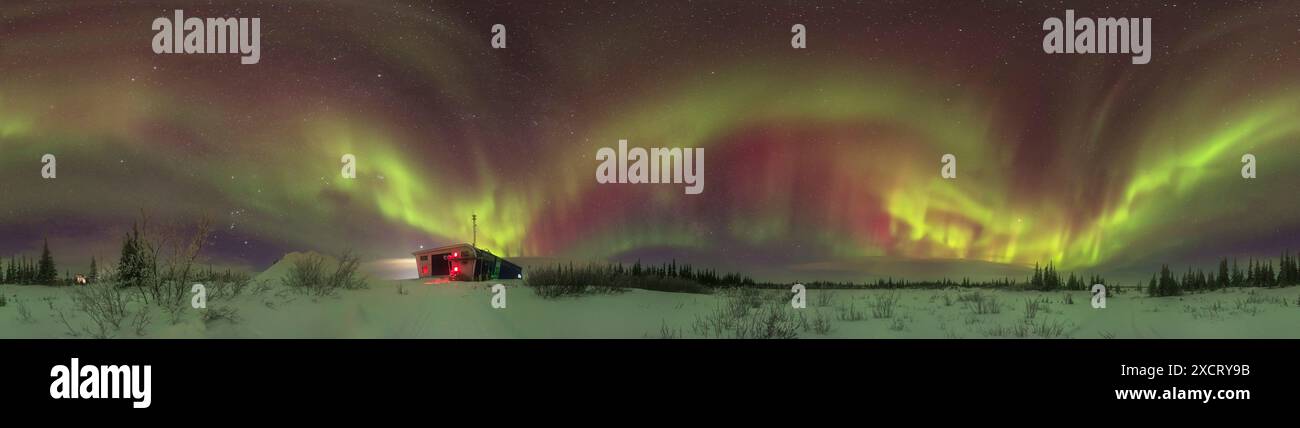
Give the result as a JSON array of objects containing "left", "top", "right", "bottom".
[
  {"left": 800, "top": 265, "right": 1107, "bottom": 291},
  {"left": 603, "top": 259, "right": 757, "bottom": 287},
  {"left": 1, "top": 239, "right": 65, "bottom": 286},
  {"left": 1026, "top": 261, "right": 1102, "bottom": 291},
  {"left": 2, "top": 219, "right": 213, "bottom": 295},
  {"left": 744, "top": 255, "right": 1299, "bottom": 294},
  {"left": 2, "top": 239, "right": 103, "bottom": 286},
  {"left": 572, "top": 260, "right": 1083, "bottom": 291},
  {"left": 587, "top": 255, "right": 1300, "bottom": 294},
  {"left": 806, "top": 276, "right": 1025, "bottom": 290},
  {"left": 1146, "top": 252, "right": 1300, "bottom": 297},
  {"left": 3, "top": 254, "right": 41, "bottom": 285},
  {"left": 798, "top": 261, "right": 1102, "bottom": 291}
]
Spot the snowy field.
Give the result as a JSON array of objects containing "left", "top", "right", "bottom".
[{"left": 3, "top": 271, "right": 1300, "bottom": 339}]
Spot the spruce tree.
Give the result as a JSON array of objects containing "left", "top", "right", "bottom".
[
  {"left": 1031, "top": 262, "right": 1043, "bottom": 290},
  {"left": 1157, "top": 265, "right": 1180, "bottom": 296},
  {"left": 89, "top": 257, "right": 98, "bottom": 283},
  {"left": 1285, "top": 251, "right": 1298, "bottom": 285},
  {"left": 36, "top": 239, "right": 58, "bottom": 285},
  {"left": 1281, "top": 252, "right": 1293, "bottom": 285},
  {"left": 117, "top": 224, "right": 148, "bottom": 287},
  {"left": 1043, "top": 261, "right": 1059, "bottom": 291},
  {"left": 1217, "top": 259, "right": 1230, "bottom": 289}
]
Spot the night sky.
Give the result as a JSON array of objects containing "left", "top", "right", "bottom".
[{"left": 1, "top": 1, "right": 1298, "bottom": 281}]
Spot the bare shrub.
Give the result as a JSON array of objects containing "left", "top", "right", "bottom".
[
  {"left": 1185, "top": 301, "right": 1226, "bottom": 320},
  {"left": 110, "top": 220, "right": 250, "bottom": 330},
  {"left": 1024, "top": 297, "right": 1048, "bottom": 320},
  {"left": 984, "top": 319, "right": 1068, "bottom": 338},
  {"left": 202, "top": 305, "right": 240, "bottom": 324},
  {"left": 16, "top": 299, "right": 33, "bottom": 323},
  {"left": 964, "top": 292, "right": 1001, "bottom": 315},
  {"left": 118, "top": 213, "right": 215, "bottom": 318},
  {"left": 328, "top": 251, "right": 368, "bottom": 290},
  {"left": 1031, "top": 319, "right": 1067, "bottom": 338},
  {"left": 200, "top": 269, "right": 253, "bottom": 300},
  {"left": 691, "top": 293, "right": 801, "bottom": 339},
  {"left": 531, "top": 282, "right": 592, "bottom": 299},
  {"left": 692, "top": 300, "right": 749, "bottom": 338},
  {"left": 836, "top": 302, "right": 866, "bottom": 321},
  {"left": 1233, "top": 299, "right": 1261, "bottom": 316},
  {"left": 282, "top": 251, "right": 368, "bottom": 296},
  {"left": 253, "top": 281, "right": 274, "bottom": 294},
  {"left": 814, "top": 290, "right": 836, "bottom": 307},
  {"left": 283, "top": 254, "right": 326, "bottom": 292},
  {"left": 657, "top": 321, "right": 682, "bottom": 339},
  {"left": 131, "top": 304, "right": 152, "bottom": 336},
  {"left": 889, "top": 317, "right": 907, "bottom": 331},
  {"left": 71, "top": 281, "right": 129, "bottom": 338},
  {"left": 55, "top": 308, "right": 80, "bottom": 337},
  {"left": 694, "top": 286, "right": 766, "bottom": 310},
  {"left": 872, "top": 293, "right": 899, "bottom": 318},
  {"left": 753, "top": 306, "right": 801, "bottom": 339},
  {"left": 810, "top": 312, "right": 833, "bottom": 335}
]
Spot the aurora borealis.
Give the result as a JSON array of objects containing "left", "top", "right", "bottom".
[{"left": 1, "top": 1, "right": 1298, "bottom": 281}]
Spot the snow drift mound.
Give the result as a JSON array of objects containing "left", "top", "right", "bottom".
[{"left": 254, "top": 251, "right": 342, "bottom": 283}]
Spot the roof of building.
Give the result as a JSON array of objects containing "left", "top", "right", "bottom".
[{"left": 411, "top": 243, "right": 476, "bottom": 256}]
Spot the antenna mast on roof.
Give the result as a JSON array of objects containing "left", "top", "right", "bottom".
[{"left": 472, "top": 213, "right": 477, "bottom": 250}]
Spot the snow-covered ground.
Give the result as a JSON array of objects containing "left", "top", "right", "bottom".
[{"left": 2, "top": 258, "right": 1299, "bottom": 338}]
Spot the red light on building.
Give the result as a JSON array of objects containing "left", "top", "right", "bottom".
[{"left": 453, "top": 265, "right": 460, "bottom": 273}]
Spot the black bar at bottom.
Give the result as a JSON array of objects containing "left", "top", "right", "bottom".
[{"left": 2, "top": 340, "right": 1290, "bottom": 413}]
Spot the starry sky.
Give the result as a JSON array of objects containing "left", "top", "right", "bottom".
[{"left": 1, "top": 1, "right": 1298, "bottom": 281}]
